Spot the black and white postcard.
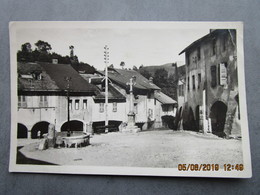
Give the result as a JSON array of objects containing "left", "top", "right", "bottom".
[{"left": 9, "top": 21, "right": 252, "bottom": 177}]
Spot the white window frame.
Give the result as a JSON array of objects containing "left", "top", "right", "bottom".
[
  {"left": 99, "top": 103, "right": 104, "bottom": 113},
  {"left": 83, "top": 99, "right": 87, "bottom": 109},
  {"left": 18, "top": 96, "right": 27, "bottom": 107},
  {"left": 75, "top": 99, "right": 79, "bottom": 110},
  {"left": 113, "top": 102, "right": 117, "bottom": 112}
]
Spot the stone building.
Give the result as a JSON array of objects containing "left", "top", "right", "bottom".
[
  {"left": 17, "top": 62, "right": 176, "bottom": 139},
  {"left": 17, "top": 62, "right": 126, "bottom": 139},
  {"left": 175, "top": 64, "right": 186, "bottom": 129},
  {"left": 178, "top": 29, "right": 240, "bottom": 138},
  {"left": 99, "top": 67, "right": 177, "bottom": 130}
]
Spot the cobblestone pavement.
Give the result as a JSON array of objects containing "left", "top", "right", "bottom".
[{"left": 17, "top": 129, "right": 243, "bottom": 168}]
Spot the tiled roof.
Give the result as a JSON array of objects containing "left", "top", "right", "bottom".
[
  {"left": 18, "top": 62, "right": 97, "bottom": 93},
  {"left": 40, "top": 63, "right": 97, "bottom": 92},
  {"left": 179, "top": 29, "right": 232, "bottom": 55},
  {"left": 80, "top": 74, "right": 126, "bottom": 102},
  {"left": 93, "top": 84, "right": 126, "bottom": 102},
  {"left": 18, "top": 62, "right": 59, "bottom": 91},
  {"left": 155, "top": 91, "right": 177, "bottom": 105},
  {"left": 100, "top": 68, "right": 160, "bottom": 91}
]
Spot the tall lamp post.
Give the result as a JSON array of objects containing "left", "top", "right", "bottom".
[
  {"left": 104, "top": 45, "right": 109, "bottom": 133},
  {"left": 65, "top": 76, "right": 72, "bottom": 136}
]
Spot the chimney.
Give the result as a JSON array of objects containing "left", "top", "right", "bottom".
[{"left": 149, "top": 77, "right": 153, "bottom": 83}]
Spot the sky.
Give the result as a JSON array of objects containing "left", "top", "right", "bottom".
[{"left": 15, "top": 22, "right": 210, "bottom": 70}]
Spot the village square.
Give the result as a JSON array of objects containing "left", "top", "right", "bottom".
[{"left": 15, "top": 28, "right": 243, "bottom": 167}]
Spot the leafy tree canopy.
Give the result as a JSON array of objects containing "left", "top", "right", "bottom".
[{"left": 17, "top": 40, "right": 96, "bottom": 74}]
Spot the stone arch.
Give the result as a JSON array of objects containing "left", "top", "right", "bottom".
[
  {"left": 61, "top": 120, "right": 84, "bottom": 132},
  {"left": 17, "top": 123, "right": 28, "bottom": 139},
  {"left": 183, "top": 107, "right": 196, "bottom": 131},
  {"left": 31, "top": 121, "right": 50, "bottom": 139},
  {"left": 210, "top": 101, "right": 227, "bottom": 137}
]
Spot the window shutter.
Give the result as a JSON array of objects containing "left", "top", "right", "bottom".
[
  {"left": 219, "top": 63, "right": 227, "bottom": 86},
  {"left": 211, "top": 65, "right": 217, "bottom": 88}
]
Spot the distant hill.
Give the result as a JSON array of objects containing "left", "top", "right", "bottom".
[
  {"left": 139, "top": 63, "right": 177, "bottom": 77},
  {"left": 138, "top": 63, "right": 179, "bottom": 100}
]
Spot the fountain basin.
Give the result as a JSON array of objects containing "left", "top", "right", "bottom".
[{"left": 57, "top": 132, "right": 90, "bottom": 148}]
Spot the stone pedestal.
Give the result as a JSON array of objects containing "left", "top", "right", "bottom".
[
  {"left": 47, "top": 124, "right": 56, "bottom": 148},
  {"left": 122, "top": 112, "right": 140, "bottom": 133}
]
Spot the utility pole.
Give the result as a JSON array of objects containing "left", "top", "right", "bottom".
[
  {"left": 65, "top": 76, "right": 72, "bottom": 136},
  {"left": 104, "top": 45, "right": 109, "bottom": 133}
]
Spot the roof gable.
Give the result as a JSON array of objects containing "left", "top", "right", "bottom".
[
  {"left": 100, "top": 68, "right": 160, "bottom": 91},
  {"left": 155, "top": 91, "right": 177, "bottom": 105}
]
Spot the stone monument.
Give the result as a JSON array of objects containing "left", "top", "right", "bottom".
[{"left": 122, "top": 76, "right": 140, "bottom": 133}]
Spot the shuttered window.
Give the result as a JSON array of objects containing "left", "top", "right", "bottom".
[
  {"left": 219, "top": 63, "right": 228, "bottom": 86},
  {"left": 198, "top": 73, "right": 201, "bottom": 89},
  {"left": 211, "top": 65, "right": 217, "bottom": 88},
  {"left": 113, "top": 102, "right": 117, "bottom": 112},
  {"left": 99, "top": 103, "right": 104, "bottom": 113},
  {"left": 192, "top": 75, "right": 195, "bottom": 90},
  {"left": 18, "top": 96, "right": 27, "bottom": 107}
]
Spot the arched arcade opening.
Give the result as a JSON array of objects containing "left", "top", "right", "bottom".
[
  {"left": 61, "top": 120, "right": 84, "bottom": 132},
  {"left": 17, "top": 123, "right": 28, "bottom": 139},
  {"left": 183, "top": 107, "right": 196, "bottom": 131},
  {"left": 210, "top": 101, "right": 227, "bottom": 137},
  {"left": 31, "top": 121, "right": 50, "bottom": 139}
]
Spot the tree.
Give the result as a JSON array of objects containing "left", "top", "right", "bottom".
[
  {"left": 21, "top": 42, "right": 32, "bottom": 53},
  {"left": 35, "top": 40, "right": 52, "bottom": 54},
  {"left": 109, "top": 64, "right": 114, "bottom": 68},
  {"left": 139, "top": 69, "right": 151, "bottom": 79},
  {"left": 120, "top": 61, "right": 125, "bottom": 69},
  {"left": 17, "top": 42, "right": 34, "bottom": 62},
  {"left": 133, "top": 65, "right": 138, "bottom": 71}
]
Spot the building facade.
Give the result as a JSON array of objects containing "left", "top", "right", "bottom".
[
  {"left": 99, "top": 68, "right": 177, "bottom": 130},
  {"left": 17, "top": 62, "right": 126, "bottom": 139},
  {"left": 178, "top": 29, "right": 240, "bottom": 138},
  {"left": 17, "top": 62, "right": 176, "bottom": 139}
]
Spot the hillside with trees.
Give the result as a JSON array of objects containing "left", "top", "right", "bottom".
[
  {"left": 17, "top": 40, "right": 96, "bottom": 74},
  {"left": 139, "top": 63, "right": 178, "bottom": 100}
]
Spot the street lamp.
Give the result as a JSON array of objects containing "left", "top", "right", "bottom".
[{"left": 65, "top": 76, "right": 72, "bottom": 136}]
